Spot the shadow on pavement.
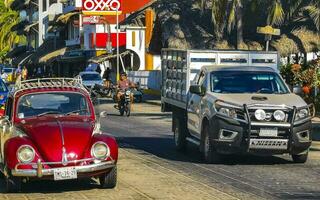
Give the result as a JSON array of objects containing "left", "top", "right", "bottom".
[
  {"left": 117, "top": 136, "right": 293, "bottom": 165},
  {"left": 0, "top": 178, "right": 103, "bottom": 194}
]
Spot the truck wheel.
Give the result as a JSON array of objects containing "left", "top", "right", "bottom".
[
  {"left": 292, "top": 152, "right": 308, "bottom": 163},
  {"left": 203, "top": 125, "right": 222, "bottom": 164},
  {"left": 6, "top": 176, "right": 22, "bottom": 193},
  {"left": 99, "top": 166, "right": 117, "bottom": 189},
  {"left": 174, "top": 117, "right": 187, "bottom": 151}
]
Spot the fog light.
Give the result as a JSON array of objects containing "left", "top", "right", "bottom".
[
  {"left": 273, "top": 110, "right": 286, "bottom": 121},
  {"left": 255, "top": 109, "right": 266, "bottom": 121}
]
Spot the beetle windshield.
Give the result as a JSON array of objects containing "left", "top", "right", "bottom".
[
  {"left": 17, "top": 92, "right": 91, "bottom": 119},
  {"left": 81, "top": 73, "right": 101, "bottom": 81},
  {"left": 210, "top": 71, "right": 289, "bottom": 94}
]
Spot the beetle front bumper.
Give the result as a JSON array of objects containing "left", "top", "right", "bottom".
[{"left": 11, "top": 159, "right": 116, "bottom": 178}]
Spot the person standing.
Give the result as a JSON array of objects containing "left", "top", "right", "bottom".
[
  {"left": 103, "top": 67, "right": 112, "bottom": 88},
  {"left": 22, "top": 66, "right": 28, "bottom": 80}
]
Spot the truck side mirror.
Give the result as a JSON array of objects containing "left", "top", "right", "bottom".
[
  {"left": 292, "top": 85, "right": 302, "bottom": 95},
  {"left": 190, "top": 85, "right": 205, "bottom": 96}
]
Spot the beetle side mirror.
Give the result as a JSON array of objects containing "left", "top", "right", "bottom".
[
  {"left": 292, "top": 85, "right": 302, "bottom": 95},
  {"left": 190, "top": 85, "right": 206, "bottom": 96},
  {"left": 100, "top": 111, "right": 108, "bottom": 118}
]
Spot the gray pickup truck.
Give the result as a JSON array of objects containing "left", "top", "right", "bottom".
[{"left": 161, "top": 49, "right": 313, "bottom": 163}]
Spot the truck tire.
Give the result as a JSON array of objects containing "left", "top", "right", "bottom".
[
  {"left": 99, "top": 166, "right": 117, "bottom": 189},
  {"left": 292, "top": 152, "right": 308, "bottom": 163},
  {"left": 203, "top": 124, "right": 222, "bottom": 164},
  {"left": 174, "top": 117, "right": 187, "bottom": 151}
]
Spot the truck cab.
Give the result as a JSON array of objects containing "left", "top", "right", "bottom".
[{"left": 161, "top": 49, "right": 313, "bottom": 163}]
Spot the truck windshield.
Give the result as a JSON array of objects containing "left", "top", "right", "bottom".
[{"left": 210, "top": 71, "right": 289, "bottom": 94}]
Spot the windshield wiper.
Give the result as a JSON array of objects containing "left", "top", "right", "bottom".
[
  {"left": 65, "top": 109, "right": 89, "bottom": 116},
  {"left": 37, "top": 111, "right": 62, "bottom": 117}
]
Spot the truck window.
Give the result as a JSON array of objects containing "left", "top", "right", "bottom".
[{"left": 210, "top": 71, "right": 289, "bottom": 94}]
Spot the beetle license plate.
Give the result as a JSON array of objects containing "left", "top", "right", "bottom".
[
  {"left": 54, "top": 167, "right": 77, "bottom": 181},
  {"left": 259, "top": 128, "right": 278, "bottom": 137}
]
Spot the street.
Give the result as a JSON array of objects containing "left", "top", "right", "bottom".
[{"left": 1, "top": 99, "right": 319, "bottom": 200}]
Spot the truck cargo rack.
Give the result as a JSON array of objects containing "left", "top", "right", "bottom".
[
  {"left": 161, "top": 49, "right": 280, "bottom": 110},
  {"left": 12, "top": 76, "right": 86, "bottom": 94}
]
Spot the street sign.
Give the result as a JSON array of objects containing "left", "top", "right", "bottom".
[
  {"left": 257, "top": 26, "right": 280, "bottom": 36},
  {"left": 82, "top": 0, "right": 122, "bottom": 16}
]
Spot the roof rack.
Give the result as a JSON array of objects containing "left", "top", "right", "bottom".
[{"left": 13, "top": 76, "right": 87, "bottom": 94}]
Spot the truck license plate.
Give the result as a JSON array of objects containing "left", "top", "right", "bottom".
[
  {"left": 54, "top": 167, "right": 77, "bottom": 181},
  {"left": 259, "top": 128, "right": 278, "bottom": 137}
]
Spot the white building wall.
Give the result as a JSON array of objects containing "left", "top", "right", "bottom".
[
  {"left": 126, "top": 27, "right": 146, "bottom": 70},
  {"left": 38, "top": 0, "right": 63, "bottom": 46}
]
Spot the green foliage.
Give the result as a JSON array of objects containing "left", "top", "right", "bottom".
[{"left": 0, "top": 0, "right": 26, "bottom": 61}]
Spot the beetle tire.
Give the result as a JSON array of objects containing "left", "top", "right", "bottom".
[
  {"left": 6, "top": 176, "right": 22, "bottom": 193},
  {"left": 99, "top": 166, "right": 117, "bottom": 189},
  {"left": 292, "top": 152, "right": 308, "bottom": 163}
]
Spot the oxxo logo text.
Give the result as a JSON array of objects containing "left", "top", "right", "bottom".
[{"left": 82, "top": 0, "right": 121, "bottom": 12}]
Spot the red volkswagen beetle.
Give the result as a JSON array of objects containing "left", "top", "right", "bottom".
[{"left": 0, "top": 77, "right": 118, "bottom": 192}]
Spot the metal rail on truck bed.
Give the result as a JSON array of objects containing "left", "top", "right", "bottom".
[{"left": 161, "top": 49, "right": 280, "bottom": 110}]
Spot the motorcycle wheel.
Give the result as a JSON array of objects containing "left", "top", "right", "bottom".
[{"left": 126, "top": 103, "right": 131, "bottom": 117}]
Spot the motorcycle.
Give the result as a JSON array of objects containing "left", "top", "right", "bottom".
[{"left": 119, "top": 89, "right": 132, "bottom": 117}]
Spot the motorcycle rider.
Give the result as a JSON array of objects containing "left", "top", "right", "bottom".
[{"left": 116, "top": 72, "right": 135, "bottom": 108}]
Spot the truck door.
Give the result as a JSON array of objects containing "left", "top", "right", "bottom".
[{"left": 187, "top": 70, "right": 207, "bottom": 138}]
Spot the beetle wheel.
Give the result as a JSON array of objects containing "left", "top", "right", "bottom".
[{"left": 99, "top": 166, "right": 117, "bottom": 189}]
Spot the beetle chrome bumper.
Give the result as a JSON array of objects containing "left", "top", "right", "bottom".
[{"left": 11, "top": 159, "right": 116, "bottom": 177}]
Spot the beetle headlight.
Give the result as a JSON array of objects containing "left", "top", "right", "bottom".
[
  {"left": 17, "top": 145, "right": 35, "bottom": 163},
  {"left": 254, "top": 109, "right": 266, "bottom": 121},
  {"left": 295, "top": 109, "right": 309, "bottom": 121},
  {"left": 273, "top": 110, "right": 286, "bottom": 121},
  {"left": 91, "top": 142, "right": 110, "bottom": 160}
]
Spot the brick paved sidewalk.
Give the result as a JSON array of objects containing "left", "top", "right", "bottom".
[{"left": 0, "top": 148, "right": 246, "bottom": 200}]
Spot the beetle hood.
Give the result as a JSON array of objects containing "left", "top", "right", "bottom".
[{"left": 18, "top": 116, "right": 95, "bottom": 165}]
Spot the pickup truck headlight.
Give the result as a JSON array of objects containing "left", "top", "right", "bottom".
[
  {"left": 217, "top": 107, "right": 237, "bottom": 118},
  {"left": 91, "top": 142, "right": 110, "bottom": 160},
  {"left": 17, "top": 145, "right": 35, "bottom": 163},
  {"left": 295, "top": 108, "right": 309, "bottom": 121}
]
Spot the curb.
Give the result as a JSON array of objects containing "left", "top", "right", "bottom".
[
  {"left": 143, "top": 89, "right": 161, "bottom": 96},
  {"left": 144, "top": 100, "right": 161, "bottom": 106},
  {"left": 311, "top": 141, "right": 320, "bottom": 151}
]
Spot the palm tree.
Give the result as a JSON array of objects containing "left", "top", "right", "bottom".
[
  {"left": 201, "top": 0, "right": 244, "bottom": 49},
  {"left": 303, "top": 0, "right": 320, "bottom": 31},
  {"left": 0, "top": 0, "right": 26, "bottom": 61}
]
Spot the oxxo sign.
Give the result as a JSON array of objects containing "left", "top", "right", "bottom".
[{"left": 82, "top": 0, "right": 122, "bottom": 15}]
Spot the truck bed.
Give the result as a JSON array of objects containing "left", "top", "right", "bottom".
[{"left": 161, "top": 49, "right": 279, "bottom": 110}]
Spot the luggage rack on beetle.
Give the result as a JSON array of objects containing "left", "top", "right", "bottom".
[{"left": 12, "top": 76, "right": 87, "bottom": 94}]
